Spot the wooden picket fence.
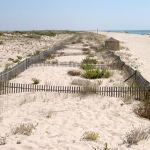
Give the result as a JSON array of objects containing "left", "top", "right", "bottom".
[
  {"left": 0, "top": 82, "right": 150, "bottom": 100},
  {"left": 29, "top": 62, "right": 120, "bottom": 70}
]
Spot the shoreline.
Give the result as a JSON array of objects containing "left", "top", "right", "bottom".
[{"left": 97, "top": 31, "right": 150, "bottom": 83}]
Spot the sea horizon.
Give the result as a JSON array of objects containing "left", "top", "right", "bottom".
[{"left": 104, "top": 30, "right": 150, "bottom": 35}]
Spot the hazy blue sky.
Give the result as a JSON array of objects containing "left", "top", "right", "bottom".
[{"left": 1, "top": 0, "right": 150, "bottom": 31}]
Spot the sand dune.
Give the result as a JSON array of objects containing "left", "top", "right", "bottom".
[{"left": 0, "top": 32, "right": 150, "bottom": 150}]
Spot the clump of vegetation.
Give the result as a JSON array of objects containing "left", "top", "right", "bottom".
[
  {"left": 62, "top": 30, "right": 76, "bottom": 34},
  {"left": 134, "top": 99, "right": 150, "bottom": 120},
  {"left": 51, "top": 59, "right": 58, "bottom": 64},
  {"left": 82, "top": 48, "right": 91, "bottom": 54},
  {"left": 0, "top": 136, "right": 6, "bottom": 145},
  {"left": 4, "top": 63, "right": 10, "bottom": 71},
  {"left": 71, "top": 41, "right": 76, "bottom": 44},
  {"left": 123, "top": 125, "right": 150, "bottom": 146},
  {"left": 31, "top": 30, "right": 56, "bottom": 37},
  {"left": 27, "top": 53, "right": 32, "bottom": 57},
  {"left": 13, "top": 59, "right": 20, "bottom": 63},
  {"left": 17, "top": 56, "right": 22, "bottom": 60},
  {"left": 82, "top": 68, "right": 102, "bottom": 79},
  {"left": 32, "top": 78, "right": 40, "bottom": 84},
  {"left": 68, "top": 70, "right": 80, "bottom": 76},
  {"left": 16, "top": 140, "right": 21, "bottom": 144},
  {"left": 0, "top": 41, "right": 3, "bottom": 45},
  {"left": 34, "top": 50, "right": 41, "bottom": 55},
  {"left": 13, "top": 30, "right": 56, "bottom": 37},
  {"left": 0, "top": 32, "right": 3, "bottom": 36},
  {"left": 80, "top": 64, "right": 96, "bottom": 71},
  {"left": 8, "top": 57, "right": 21, "bottom": 63},
  {"left": 25, "top": 35, "right": 41, "bottom": 39},
  {"left": 81, "top": 66, "right": 111, "bottom": 79},
  {"left": 82, "top": 57, "right": 98, "bottom": 64},
  {"left": 11, "top": 123, "right": 38, "bottom": 136},
  {"left": 82, "top": 131, "right": 99, "bottom": 141},
  {"left": 92, "top": 143, "right": 116, "bottom": 150}
]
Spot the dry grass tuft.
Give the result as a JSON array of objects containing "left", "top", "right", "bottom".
[
  {"left": 123, "top": 125, "right": 150, "bottom": 146},
  {"left": 11, "top": 122, "right": 38, "bottom": 136},
  {"left": 32, "top": 78, "right": 40, "bottom": 84},
  {"left": 67, "top": 70, "right": 80, "bottom": 76},
  {"left": 82, "top": 131, "right": 99, "bottom": 141}
]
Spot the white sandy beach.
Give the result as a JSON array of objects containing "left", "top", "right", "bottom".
[
  {"left": 0, "top": 32, "right": 150, "bottom": 150},
  {"left": 98, "top": 31, "right": 150, "bottom": 83}
]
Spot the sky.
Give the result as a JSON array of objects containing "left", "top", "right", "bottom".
[{"left": 0, "top": 0, "right": 150, "bottom": 31}]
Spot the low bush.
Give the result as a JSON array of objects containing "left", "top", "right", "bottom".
[
  {"left": 82, "top": 57, "right": 98, "bottom": 64},
  {"left": 32, "top": 78, "right": 40, "bottom": 84},
  {"left": 68, "top": 70, "right": 80, "bottom": 76},
  {"left": 134, "top": 100, "right": 150, "bottom": 120},
  {"left": 0, "top": 41, "right": 3, "bottom": 45},
  {"left": 82, "top": 69, "right": 101, "bottom": 79},
  {"left": 100, "top": 68, "right": 111, "bottom": 78},
  {"left": 82, "top": 68, "right": 111, "bottom": 79},
  {"left": 80, "top": 64, "right": 96, "bottom": 71}
]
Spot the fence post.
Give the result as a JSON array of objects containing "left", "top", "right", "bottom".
[{"left": 26, "top": 59, "right": 28, "bottom": 69}]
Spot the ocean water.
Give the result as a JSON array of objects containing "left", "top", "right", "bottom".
[{"left": 106, "top": 30, "right": 150, "bottom": 35}]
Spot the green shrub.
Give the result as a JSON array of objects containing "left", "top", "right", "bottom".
[
  {"left": 82, "top": 69, "right": 101, "bottom": 79},
  {"left": 80, "top": 64, "right": 96, "bottom": 71},
  {"left": 0, "top": 33, "right": 3, "bottom": 36},
  {"left": 82, "top": 67, "right": 111, "bottom": 79},
  {"left": 100, "top": 68, "right": 111, "bottom": 78},
  {"left": 32, "top": 78, "right": 40, "bottom": 84},
  {"left": 82, "top": 57, "right": 98, "bottom": 64},
  {"left": 0, "top": 41, "right": 3, "bottom": 45}
]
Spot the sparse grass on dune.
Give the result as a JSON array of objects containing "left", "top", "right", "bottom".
[{"left": 82, "top": 57, "right": 98, "bottom": 64}]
